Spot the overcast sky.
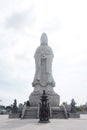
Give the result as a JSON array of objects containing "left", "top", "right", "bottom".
[{"left": 0, "top": 0, "right": 87, "bottom": 106}]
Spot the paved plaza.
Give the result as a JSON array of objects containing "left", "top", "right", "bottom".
[{"left": 0, "top": 115, "right": 87, "bottom": 130}]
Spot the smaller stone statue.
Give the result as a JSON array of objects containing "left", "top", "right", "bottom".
[
  {"left": 12, "top": 99, "right": 18, "bottom": 113},
  {"left": 26, "top": 101, "right": 31, "bottom": 107},
  {"left": 70, "top": 99, "right": 76, "bottom": 113},
  {"left": 39, "top": 90, "right": 50, "bottom": 123}
]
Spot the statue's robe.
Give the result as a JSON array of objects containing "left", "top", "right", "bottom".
[{"left": 33, "top": 45, "right": 55, "bottom": 87}]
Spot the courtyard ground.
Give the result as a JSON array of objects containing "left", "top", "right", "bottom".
[{"left": 0, "top": 114, "right": 87, "bottom": 130}]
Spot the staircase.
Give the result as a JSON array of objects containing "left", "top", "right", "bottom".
[
  {"left": 21, "top": 106, "right": 67, "bottom": 119},
  {"left": 21, "top": 107, "right": 38, "bottom": 119},
  {"left": 51, "top": 108, "right": 68, "bottom": 119}
]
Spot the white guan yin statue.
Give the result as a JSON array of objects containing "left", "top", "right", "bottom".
[
  {"left": 32, "top": 33, "right": 55, "bottom": 87},
  {"left": 29, "top": 33, "right": 60, "bottom": 107}
]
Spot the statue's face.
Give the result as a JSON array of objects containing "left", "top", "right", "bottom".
[{"left": 40, "top": 33, "right": 48, "bottom": 45}]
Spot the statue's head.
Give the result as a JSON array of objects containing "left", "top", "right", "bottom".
[{"left": 40, "top": 32, "right": 48, "bottom": 45}]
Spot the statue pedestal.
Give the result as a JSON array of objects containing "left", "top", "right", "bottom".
[{"left": 29, "top": 85, "right": 60, "bottom": 107}]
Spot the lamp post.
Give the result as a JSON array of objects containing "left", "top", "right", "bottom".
[{"left": 39, "top": 90, "right": 50, "bottom": 123}]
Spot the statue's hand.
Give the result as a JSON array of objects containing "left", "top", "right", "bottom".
[
  {"left": 41, "top": 54, "right": 46, "bottom": 59},
  {"left": 32, "top": 79, "right": 40, "bottom": 86}
]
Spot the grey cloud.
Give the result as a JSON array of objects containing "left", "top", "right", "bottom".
[{"left": 5, "top": 9, "right": 36, "bottom": 30}]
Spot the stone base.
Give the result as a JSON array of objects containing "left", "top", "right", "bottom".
[
  {"left": 9, "top": 113, "right": 20, "bottom": 118},
  {"left": 69, "top": 113, "right": 80, "bottom": 118},
  {"left": 29, "top": 85, "right": 60, "bottom": 107},
  {"left": 39, "top": 120, "right": 50, "bottom": 123},
  {"left": 29, "top": 92, "right": 60, "bottom": 107}
]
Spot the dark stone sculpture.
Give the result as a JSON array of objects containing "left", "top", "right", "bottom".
[
  {"left": 9, "top": 99, "right": 21, "bottom": 118},
  {"left": 26, "top": 101, "right": 31, "bottom": 107},
  {"left": 70, "top": 99, "right": 76, "bottom": 113},
  {"left": 39, "top": 90, "right": 50, "bottom": 123},
  {"left": 68, "top": 99, "right": 80, "bottom": 118},
  {"left": 12, "top": 99, "right": 18, "bottom": 113}
]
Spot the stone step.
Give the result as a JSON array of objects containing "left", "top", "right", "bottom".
[
  {"left": 51, "top": 108, "right": 68, "bottom": 119},
  {"left": 52, "top": 111, "right": 66, "bottom": 118},
  {"left": 22, "top": 107, "right": 67, "bottom": 119},
  {"left": 22, "top": 107, "right": 38, "bottom": 119}
]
